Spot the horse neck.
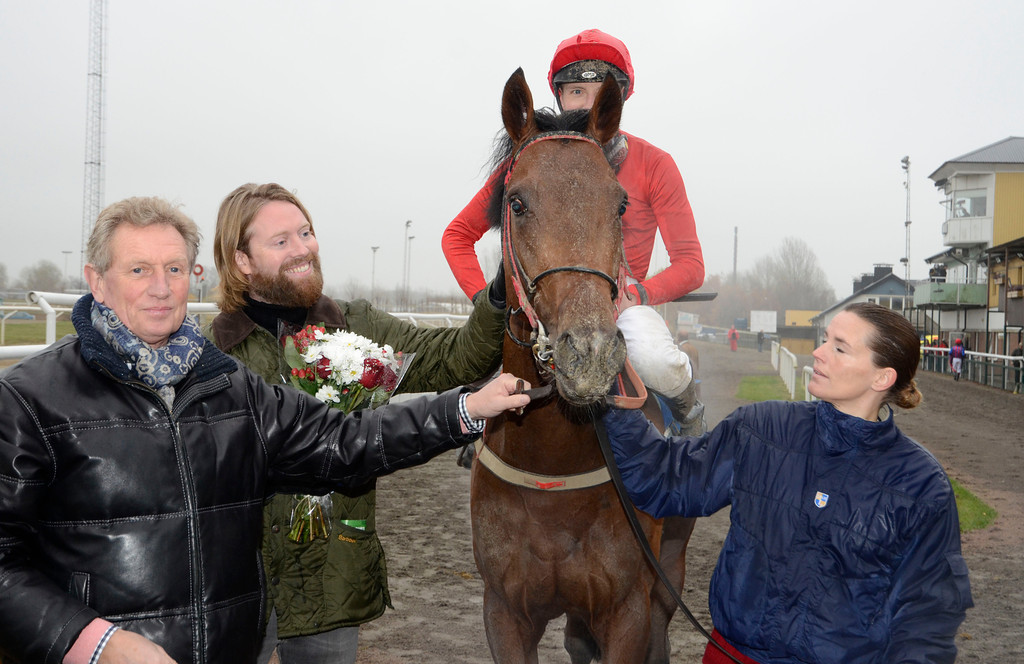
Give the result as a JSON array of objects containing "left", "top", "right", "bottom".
[{"left": 493, "top": 339, "right": 607, "bottom": 475}]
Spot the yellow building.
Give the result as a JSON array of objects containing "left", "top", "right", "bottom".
[{"left": 924, "top": 136, "right": 1024, "bottom": 354}]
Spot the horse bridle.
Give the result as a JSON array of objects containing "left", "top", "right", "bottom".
[{"left": 500, "top": 130, "right": 626, "bottom": 371}]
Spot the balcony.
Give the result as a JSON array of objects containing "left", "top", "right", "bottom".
[
  {"left": 941, "top": 216, "right": 992, "bottom": 247},
  {"left": 914, "top": 282, "right": 988, "bottom": 308}
]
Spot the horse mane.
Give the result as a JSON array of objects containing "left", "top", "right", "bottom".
[{"left": 484, "top": 108, "right": 592, "bottom": 230}]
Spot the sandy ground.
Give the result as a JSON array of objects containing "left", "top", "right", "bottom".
[{"left": 355, "top": 340, "right": 1024, "bottom": 663}]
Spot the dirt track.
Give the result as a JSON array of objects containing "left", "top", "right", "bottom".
[{"left": 356, "top": 341, "right": 1024, "bottom": 663}]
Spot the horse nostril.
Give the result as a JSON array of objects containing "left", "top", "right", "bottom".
[{"left": 560, "top": 329, "right": 595, "bottom": 358}]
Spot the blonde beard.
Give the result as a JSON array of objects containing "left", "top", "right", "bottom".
[{"left": 248, "top": 255, "right": 324, "bottom": 309}]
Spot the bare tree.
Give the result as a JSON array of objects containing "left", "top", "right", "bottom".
[
  {"left": 342, "top": 277, "right": 367, "bottom": 302},
  {"left": 748, "top": 237, "right": 836, "bottom": 310},
  {"left": 678, "top": 237, "right": 836, "bottom": 328},
  {"left": 0, "top": 263, "right": 8, "bottom": 291},
  {"left": 15, "top": 260, "right": 63, "bottom": 293}
]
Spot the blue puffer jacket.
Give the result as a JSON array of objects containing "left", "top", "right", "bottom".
[{"left": 603, "top": 400, "right": 972, "bottom": 664}]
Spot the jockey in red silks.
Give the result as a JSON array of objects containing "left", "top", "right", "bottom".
[{"left": 442, "top": 28, "right": 706, "bottom": 425}]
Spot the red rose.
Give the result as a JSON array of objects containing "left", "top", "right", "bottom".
[
  {"left": 380, "top": 366, "right": 399, "bottom": 392},
  {"left": 359, "top": 358, "right": 384, "bottom": 388}
]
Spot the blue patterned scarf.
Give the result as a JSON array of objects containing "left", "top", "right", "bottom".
[{"left": 91, "top": 300, "right": 204, "bottom": 406}]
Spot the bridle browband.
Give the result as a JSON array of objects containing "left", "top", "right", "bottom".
[{"left": 500, "top": 130, "right": 626, "bottom": 368}]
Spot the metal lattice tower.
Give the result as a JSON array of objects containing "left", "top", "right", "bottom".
[{"left": 80, "top": 0, "right": 107, "bottom": 278}]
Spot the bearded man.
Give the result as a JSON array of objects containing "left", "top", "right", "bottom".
[{"left": 206, "top": 183, "right": 505, "bottom": 664}]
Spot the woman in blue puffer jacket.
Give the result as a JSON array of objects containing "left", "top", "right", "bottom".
[{"left": 603, "top": 302, "right": 972, "bottom": 664}]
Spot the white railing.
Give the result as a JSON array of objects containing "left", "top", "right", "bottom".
[
  {"left": 0, "top": 292, "right": 468, "bottom": 363},
  {"left": 778, "top": 345, "right": 798, "bottom": 399},
  {"left": 375, "top": 312, "right": 466, "bottom": 328},
  {"left": 802, "top": 366, "right": 817, "bottom": 401},
  {"left": 771, "top": 339, "right": 815, "bottom": 401}
]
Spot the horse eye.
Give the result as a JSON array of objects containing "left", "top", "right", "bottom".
[
  {"left": 509, "top": 197, "right": 527, "bottom": 216},
  {"left": 618, "top": 200, "right": 628, "bottom": 217}
]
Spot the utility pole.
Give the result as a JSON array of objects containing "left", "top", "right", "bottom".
[
  {"left": 406, "top": 236, "right": 415, "bottom": 309},
  {"left": 81, "top": 0, "right": 107, "bottom": 277},
  {"left": 402, "top": 220, "right": 412, "bottom": 308},
  {"left": 901, "top": 156, "right": 911, "bottom": 313},
  {"left": 370, "top": 246, "right": 379, "bottom": 303},
  {"left": 732, "top": 226, "right": 738, "bottom": 283}
]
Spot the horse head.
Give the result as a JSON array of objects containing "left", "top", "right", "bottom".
[{"left": 494, "top": 68, "right": 627, "bottom": 406}]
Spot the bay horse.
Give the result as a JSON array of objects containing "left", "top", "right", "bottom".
[{"left": 470, "top": 69, "right": 696, "bottom": 664}]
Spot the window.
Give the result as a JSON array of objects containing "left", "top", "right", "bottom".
[
  {"left": 877, "top": 296, "right": 905, "bottom": 310},
  {"left": 948, "top": 189, "right": 988, "bottom": 219}
]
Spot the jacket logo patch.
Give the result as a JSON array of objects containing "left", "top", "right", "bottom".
[{"left": 814, "top": 491, "right": 830, "bottom": 509}]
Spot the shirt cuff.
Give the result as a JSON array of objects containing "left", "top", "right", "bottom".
[
  {"left": 458, "top": 392, "right": 486, "bottom": 434},
  {"left": 63, "top": 618, "right": 118, "bottom": 664}
]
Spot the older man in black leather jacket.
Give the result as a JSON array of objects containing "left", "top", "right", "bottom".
[{"left": 0, "top": 196, "right": 527, "bottom": 664}]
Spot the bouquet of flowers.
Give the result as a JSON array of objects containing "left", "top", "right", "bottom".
[{"left": 282, "top": 324, "right": 413, "bottom": 542}]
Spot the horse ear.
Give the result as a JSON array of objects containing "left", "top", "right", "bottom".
[
  {"left": 588, "top": 76, "right": 622, "bottom": 145},
  {"left": 502, "top": 68, "right": 535, "bottom": 144}
]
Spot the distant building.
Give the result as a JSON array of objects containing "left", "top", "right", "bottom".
[
  {"left": 922, "top": 136, "right": 1024, "bottom": 353},
  {"left": 810, "top": 265, "right": 912, "bottom": 345},
  {"left": 778, "top": 310, "right": 820, "bottom": 355}
]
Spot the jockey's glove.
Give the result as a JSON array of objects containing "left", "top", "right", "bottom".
[{"left": 486, "top": 262, "right": 507, "bottom": 310}]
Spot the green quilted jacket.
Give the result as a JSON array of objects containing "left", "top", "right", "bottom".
[{"left": 205, "top": 293, "right": 502, "bottom": 637}]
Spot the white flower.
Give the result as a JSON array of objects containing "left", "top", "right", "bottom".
[
  {"left": 304, "top": 331, "right": 398, "bottom": 389},
  {"left": 301, "top": 347, "right": 323, "bottom": 365},
  {"left": 315, "top": 384, "right": 341, "bottom": 404}
]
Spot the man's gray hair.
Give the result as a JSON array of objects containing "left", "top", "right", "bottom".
[{"left": 87, "top": 196, "right": 201, "bottom": 274}]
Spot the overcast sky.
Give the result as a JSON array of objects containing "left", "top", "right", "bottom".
[{"left": 2, "top": 0, "right": 1022, "bottom": 302}]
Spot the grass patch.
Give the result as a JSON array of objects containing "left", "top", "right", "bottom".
[
  {"left": 736, "top": 375, "right": 793, "bottom": 402},
  {"left": 1, "top": 320, "right": 75, "bottom": 345},
  {"left": 950, "top": 478, "right": 997, "bottom": 533}
]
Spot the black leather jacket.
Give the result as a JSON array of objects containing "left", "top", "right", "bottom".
[{"left": 0, "top": 295, "right": 474, "bottom": 664}]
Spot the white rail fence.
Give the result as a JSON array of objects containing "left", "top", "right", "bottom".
[
  {"left": 770, "top": 340, "right": 815, "bottom": 401},
  {"left": 769, "top": 340, "right": 800, "bottom": 399},
  {"left": 0, "top": 292, "right": 467, "bottom": 362}
]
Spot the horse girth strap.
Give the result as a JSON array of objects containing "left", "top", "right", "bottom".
[{"left": 474, "top": 439, "right": 611, "bottom": 491}]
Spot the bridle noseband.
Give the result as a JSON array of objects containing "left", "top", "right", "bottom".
[{"left": 501, "top": 131, "right": 626, "bottom": 370}]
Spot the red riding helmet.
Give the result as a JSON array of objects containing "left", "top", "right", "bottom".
[{"left": 548, "top": 29, "right": 635, "bottom": 103}]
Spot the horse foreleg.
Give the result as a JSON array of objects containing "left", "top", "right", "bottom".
[
  {"left": 590, "top": 588, "right": 652, "bottom": 664},
  {"left": 564, "top": 615, "right": 599, "bottom": 664},
  {"left": 646, "top": 516, "right": 697, "bottom": 664},
  {"left": 481, "top": 586, "right": 545, "bottom": 664}
]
